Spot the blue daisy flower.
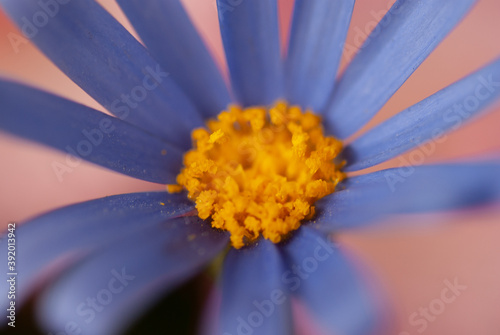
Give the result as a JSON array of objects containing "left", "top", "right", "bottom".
[{"left": 1, "top": 0, "right": 500, "bottom": 334}]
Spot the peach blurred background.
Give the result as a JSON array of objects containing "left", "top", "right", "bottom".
[{"left": 0, "top": 0, "right": 499, "bottom": 334}]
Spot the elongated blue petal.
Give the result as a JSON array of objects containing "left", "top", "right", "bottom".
[
  {"left": 345, "top": 58, "right": 500, "bottom": 171},
  {"left": 117, "top": 0, "right": 231, "bottom": 118},
  {"left": 314, "top": 162, "right": 500, "bottom": 231},
  {"left": 0, "top": 0, "right": 203, "bottom": 147},
  {"left": 217, "top": 0, "right": 283, "bottom": 106},
  {"left": 282, "top": 227, "right": 378, "bottom": 335},
  {"left": 0, "top": 80, "right": 183, "bottom": 184},
  {"left": 219, "top": 239, "right": 293, "bottom": 335},
  {"left": 37, "top": 216, "right": 228, "bottom": 335},
  {"left": 285, "top": 0, "right": 354, "bottom": 111},
  {"left": 324, "top": 0, "right": 477, "bottom": 139},
  {"left": 0, "top": 192, "right": 194, "bottom": 313}
]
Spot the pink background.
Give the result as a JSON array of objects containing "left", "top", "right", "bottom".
[{"left": 1, "top": 0, "right": 500, "bottom": 334}]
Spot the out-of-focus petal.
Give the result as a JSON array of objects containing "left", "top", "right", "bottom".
[
  {"left": 282, "top": 227, "right": 378, "bottom": 335},
  {"left": 0, "top": 192, "right": 194, "bottom": 313},
  {"left": 345, "top": 57, "right": 500, "bottom": 171},
  {"left": 324, "top": 0, "right": 477, "bottom": 139},
  {"left": 117, "top": 0, "right": 232, "bottom": 118},
  {"left": 199, "top": 286, "right": 222, "bottom": 335},
  {"left": 0, "top": 80, "right": 183, "bottom": 184},
  {"left": 314, "top": 162, "right": 500, "bottom": 231},
  {"left": 217, "top": 0, "right": 283, "bottom": 106},
  {"left": 218, "top": 239, "right": 293, "bottom": 335},
  {"left": 0, "top": 0, "right": 203, "bottom": 147},
  {"left": 37, "top": 216, "right": 228, "bottom": 335},
  {"left": 285, "top": 0, "right": 354, "bottom": 111}
]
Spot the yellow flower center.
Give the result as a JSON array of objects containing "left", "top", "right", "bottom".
[{"left": 167, "top": 101, "right": 344, "bottom": 248}]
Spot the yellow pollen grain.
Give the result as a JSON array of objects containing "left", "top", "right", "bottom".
[
  {"left": 166, "top": 184, "right": 183, "bottom": 193},
  {"left": 167, "top": 101, "right": 344, "bottom": 249}
]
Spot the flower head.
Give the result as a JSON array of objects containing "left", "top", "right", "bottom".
[
  {"left": 170, "top": 101, "right": 344, "bottom": 248},
  {"left": 0, "top": 0, "right": 499, "bottom": 334}
]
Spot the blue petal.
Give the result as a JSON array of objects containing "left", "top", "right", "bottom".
[
  {"left": 324, "top": 0, "right": 477, "bottom": 139},
  {"left": 0, "top": 192, "right": 194, "bottom": 313},
  {"left": 285, "top": 0, "right": 354, "bottom": 111},
  {"left": 0, "top": 0, "right": 203, "bottom": 147},
  {"left": 345, "top": 58, "right": 500, "bottom": 171},
  {"left": 217, "top": 0, "right": 283, "bottom": 106},
  {"left": 218, "top": 239, "right": 293, "bottom": 335},
  {"left": 117, "top": 0, "right": 232, "bottom": 118},
  {"left": 0, "top": 80, "right": 183, "bottom": 184},
  {"left": 37, "top": 216, "right": 228, "bottom": 335},
  {"left": 314, "top": 162, "right": 500, "bottom": 231},
  {"left": 282, "top": 227, "right": 378, "bottom": 335}
]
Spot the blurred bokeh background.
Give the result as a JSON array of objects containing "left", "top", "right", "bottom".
[{"left": 0, "top": 0, "right": 499, "bottom": 334}]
